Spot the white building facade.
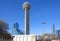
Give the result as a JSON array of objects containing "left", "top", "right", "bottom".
[{"left": 13, "top": 35, "right": 36, "bottom": 41}]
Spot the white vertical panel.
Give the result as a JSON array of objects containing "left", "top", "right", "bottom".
[
  {"left": 13, "top": 37, "right": 17, "bottom": 41},
  {"left": 28, "top": 36, "right": 31, "bottom": 41},
  {"left": 24, "top": 36, "right": 28, "bottom": 41},
  {"left": 20, "top": 36, "right": 24, "bottom": 41},
  {"left": 16, "top": 37, "right": 20, "bottom": 41}
]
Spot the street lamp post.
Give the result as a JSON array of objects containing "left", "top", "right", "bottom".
[{"left": 42, "top": 22, "right": 46, "bottom": 34}]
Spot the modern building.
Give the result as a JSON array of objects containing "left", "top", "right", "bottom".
[
  {"left": 12, "top": 22, "right": 24, "bottom": 35},
  {"left": 56, "top": 30, "right": 60, "bottom": 38}
]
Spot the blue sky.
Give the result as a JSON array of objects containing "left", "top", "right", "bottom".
[{"left": 0, "top": 0, "right": 60, "bottom": 35}]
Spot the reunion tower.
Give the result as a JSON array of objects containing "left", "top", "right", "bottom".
[{"left": 23, "top": 2, "right": 31, "bottom": 35}]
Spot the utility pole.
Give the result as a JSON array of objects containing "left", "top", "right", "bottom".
[{"left": 42, "top": 22, "right": 46, "bottom": 34}]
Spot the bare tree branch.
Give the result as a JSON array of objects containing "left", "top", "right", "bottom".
[{"left": 0, "top": 19, "right": 9, "bottom": 30}]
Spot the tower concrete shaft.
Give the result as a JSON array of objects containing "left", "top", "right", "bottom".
[{"left": 25, "top": 8, "right": 30, "bottom": 35}]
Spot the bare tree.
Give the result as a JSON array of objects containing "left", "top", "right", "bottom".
[{"left": 0, "top": 20, "right": 9, "bottom": 30}]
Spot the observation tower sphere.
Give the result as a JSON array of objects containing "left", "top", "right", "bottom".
[{"left": 23, "top": 2, "right": 31, "bottom": 10}]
